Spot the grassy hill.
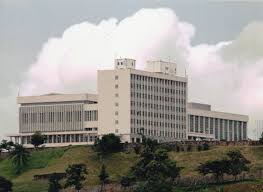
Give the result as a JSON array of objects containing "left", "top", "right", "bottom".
[{"left": 0, "top": 145, "right": 263, "bottom": 192}]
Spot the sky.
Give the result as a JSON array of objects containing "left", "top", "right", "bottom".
[{"left": 1, "top": 0, "right": 263, "bottom": 139}]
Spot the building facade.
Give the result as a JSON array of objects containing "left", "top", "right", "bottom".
[
  {"left": 98, "top": 59, "right": 187, "bottom": 143},
  {"left": 10, "top": 93, "right": 98, "bottom": 147},
  {"left": 9, "top": 58, "right": 249, "bottom": 147},
  {"left": 187, "top": 103, "right": 248, "bottom": 141}
]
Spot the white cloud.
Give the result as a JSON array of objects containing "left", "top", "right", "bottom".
[
  {"left": 20, "top": 8, "right": 194, "bottom": 95},
  {"left": 20, "top": 8, "right": 263, "bottom": 139}
]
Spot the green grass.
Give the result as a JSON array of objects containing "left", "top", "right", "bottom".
[
  {"left": 0, "top": 147, "right": 65, "bottom": 180},
  {"left": 169, "top": 145, "right": 263, "bottom": 176},
  {"left": 0, "top": 145, "right": 262, "bottom": 192}
]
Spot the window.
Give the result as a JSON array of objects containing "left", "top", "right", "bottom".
[
  {"left": 115, "top": 84, "right": 118, "bottom": 88},
  {"left": 200, "top": 116, "right": 204, "bottom": 133},
  {"left": 189, "top": 115, "right": 194, "bottom": 132},
  {"left": 115, "top": 93, "right": 119, "bottom": 97},
  {"left": 215, "top": 118, "right": 218, "bottom": 139},
  {"left": 115, "top": 120, "right": 119, "bottom": 124},
  {"left": 115, "top": 102, "right": 119, "bottom": 107}
]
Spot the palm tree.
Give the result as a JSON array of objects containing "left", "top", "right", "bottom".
[{"left": 9, "top": 144, "right": 30, "bottom": 174}]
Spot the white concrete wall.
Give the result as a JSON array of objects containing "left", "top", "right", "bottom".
[{"left": 97, "top": 69, "right": 131, "bottom": 141}]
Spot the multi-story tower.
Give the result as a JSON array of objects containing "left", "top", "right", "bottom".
[{"left": 98, "top": 59, "right": 188, "bottom": 143}]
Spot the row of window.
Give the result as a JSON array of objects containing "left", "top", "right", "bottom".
[
  {"left": 21, "top": 110, "right": 98, "bottom": 124},
  {"left": 130, "top": 102, "right": 186, "bottom": 110},
  {"left": 131, "top": 84, "right": 186, "bottom": 95},
  {"left": 131, "top": 128, "right": 186, "bottom": 139},
  {"left": 84, "top": 111, "right": 98, "bottom": 121},
  {"left": 130, "top": 119, "right": 186, "bottom": 127},
  {"left": 21, "top": 134, "right": 98, "bottom": 144},
  {"left": 131, "top": 93, "right": 186, "bottom": 103},
  {"left": 130, "top": 74, "right": 187, "bottom": 88},
  {"left": 189, "top": 115, "right": 247, "bottom": 140},
  {"left": 84, "top": 127, "right": 98, "bottom": 131}
]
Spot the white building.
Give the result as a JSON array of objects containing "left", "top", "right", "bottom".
[
  {"left": 9, "top": 58, "right": 249, "bottom": 147},
  {"left": 10, "top": 93, "right": 98, "bottom": 147},
  {"left": 187, "top": 102, "right": 248, "bottom": 141},
  {"left": 98, "top": 59, "right": 187, "bottom": 143}
]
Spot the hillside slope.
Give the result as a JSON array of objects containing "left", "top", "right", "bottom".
[{"left": 0, "top": 145, "right": 262, "bottom": 192}]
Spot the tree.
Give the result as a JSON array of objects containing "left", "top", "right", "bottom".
[
  {"left": 142, "top": 137, "right": 158, "bottom": 152},
  {"left": 0, "top": 140, "right": 14, "bottom": 152},
  {"left": 0, "top": 176, "right": 13, "bottom": 192},
  {"left": 131, "top": 148, "right": 182, "bottom": 192},
  {"left": 98, "top": 164, "right": 109, "bottom": 192},
  {"left": 259, "top": 132, "right": 263, "bottom": 145},
  {"left": 187, "top": 145, "right": 192, "bottom": 152},
  {"left": 120, "top": 176, "right": 132, "bottom": 191},
  {"left": 197, "top": 145, "right": 202, "bottom": 151},
  {"left": 202, "top": 143, "right": 209, "bottom": 151},
  {"left": 9, "top": 144, "right": 30, "bottom": 174},
  {"left": 65, "top": 164, "right": 87, "bottom": 192},
  {"left": 31, "top": 132, "right": 46, "bottom": 149},
  {"left": 93, "top": 134, "right": 122, "bottom": 154},
  {"left": 48, "top": 173, "right": 62, "bottom": 192},
  {"left": 226, "top": 150, "right": 250, "bottom": 180},
  {"left": 197, "top": 159, "right": 229, "bottom": 183}
]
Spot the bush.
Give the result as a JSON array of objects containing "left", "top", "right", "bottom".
[
  {"left": 203, "top": 143, "right": 209, "bottom": 151},
  {"left": 259, "top": 132, "right": 263, "bottom": 145},
  {"left": 0, "top": 176, "right": 12, "bottom": 192},
  {"left": 133, "top": 144, "right": 141, "bottom": 154},
  {"left": 187, "top": 145, "right": 192, "bottom": 152},
  {"left": 31, "top": 132, "right": 46, "bottom": 149},
  {"left": 93, "top": 134, "right": 122, "bottom": 154},
  {"left": 159, "top": 143, "right": 173, "bottom": 152},
  {"left": 197, "top": 145, "right": 202, "bottom": 151}
]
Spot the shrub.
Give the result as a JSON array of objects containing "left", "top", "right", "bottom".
[
  {"left": 31, "top": 132, "right": 46, "bottom": 149},
  {"left": 133, "top": 144, "right": 141, "bottom": 154},
  {"left": 187, "top": 145, "right": 192, "bottom": 152},
  {"left": 197, "top": 145, "right": 202, "bottom": 151},
  {"left": 93, "top": 134, "right": 122, "bottom": 154},
  {"left": 203, "top": 143, "right": 209, "bottom": 151},
  {"left": 0, "top": 176, "right": 12, "bottom": 192}
]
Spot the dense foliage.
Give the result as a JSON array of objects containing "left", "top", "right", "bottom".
[
  {"left": 0, "top": 176, "right": 13, "bottom": 192},
  {"left": 65, "top": 164, "right": 87, "bottom": 191},
  {"left": 31, "top": 131, "right": 46, "bottom": 149},
  {"left": 127, "top": 138, "right": 181, "bottom": 192},
  {"left": 198, "top": 150, "right": 250, "bottom": 182},
  {"left": 0, "top": 140, "right": 14, "bottom": 152},
  {"left": 9, "top": 144, "right": 30, "bottom": 174},
  {"left": 259, "top": 132, "right": 263, "bottom": 145},
  {"left": 48, "top": 173, "right": 62, "bottom": 192},
  {"left": 98, "top": 164, "right": 109, "bottom": 192},
  {"left": 94, "top": 134, "right": 122, "bottom": 153}
]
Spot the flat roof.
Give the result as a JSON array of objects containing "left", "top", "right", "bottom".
[
  {"left": 188, "top": 102, "right": 211, "bottom": 111},
  {"left": 17, "top": 93, "right": 98, "bottom": 104},
  {"left": 98, "top": 68, "right": 187, "bottom": 82}
]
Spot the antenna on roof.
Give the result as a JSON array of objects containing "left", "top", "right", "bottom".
[{"left": 17, "top": 88, "right": 20, "bottom": 97}]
